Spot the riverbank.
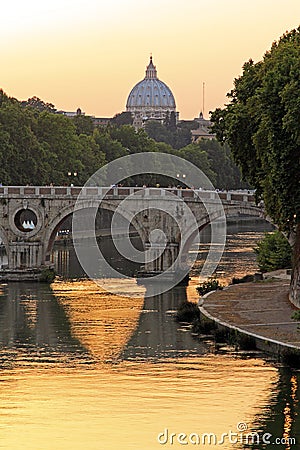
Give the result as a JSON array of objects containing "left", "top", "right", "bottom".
[{"left": 199, "top": 274, "right": 300, "bottom": 358}]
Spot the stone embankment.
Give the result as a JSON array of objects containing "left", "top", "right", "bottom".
[{"left": 199, "top": 270, "right": 300, "bottom": 355}]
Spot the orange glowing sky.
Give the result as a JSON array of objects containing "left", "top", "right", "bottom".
[{"left": 1, "top": 0, "right": 300, "bottom": 119}]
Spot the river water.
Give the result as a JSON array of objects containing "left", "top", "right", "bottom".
[{"left": 0, "top": 219, "right": 299, "bottom": 449}]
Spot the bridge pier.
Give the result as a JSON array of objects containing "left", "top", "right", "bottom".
[
  {"left": 137, "top": 242, "right": 190, "bottom": 285},
  {"left": 9, "top": 242, "right": 44, "bottom": 269},
  {"left": 143, "top": 242, "right": 179, "bottom": 272},
  {"left": 0, "top": 241, "right": 52, "bottom": 281}
]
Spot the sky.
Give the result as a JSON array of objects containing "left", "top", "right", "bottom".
[{"left": 1, "top": 0, "right": 300, "bottom": 119}]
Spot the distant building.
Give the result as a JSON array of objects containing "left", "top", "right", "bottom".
[
  {"left": 191, "top": 112, "right": 215, "bottom": 142},
  {"left": 126, "top": 56, "right": 178, "bottom": 128},
  {"left": 57, "top": 107, "right": 85, "bottom": 117},
  {"left": 57, "top": 107, "right": 112, "bottom": 127},
  {"left": 91, "top": 117, "right": 112, "bottom": 126}
]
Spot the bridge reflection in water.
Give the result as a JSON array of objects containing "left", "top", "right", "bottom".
[
  {"left": 0, "top": 279, "right": 208, "bottom": 369},
  {"left": 0, "top": 238, "right": 299, "bottom": 450},
  {"left": 122, "top": 285, "right": 208, "bottom": 360},
  {"left": 0, "top": 282, "right": 91, "bottom": 368},
  {"left": 0, "top": 280, "right": 299, "bottom": 449}
]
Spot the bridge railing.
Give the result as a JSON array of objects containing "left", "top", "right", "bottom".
[{"left": 0, "top": 186, "right": 256, "bottom": 203}]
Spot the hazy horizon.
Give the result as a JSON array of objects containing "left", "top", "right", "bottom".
[{"left": 2, "top": 0, "right": 300, "bottom": 120}]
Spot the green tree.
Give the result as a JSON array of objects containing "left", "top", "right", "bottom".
[
  {"left": 168, "top": 111, "right": 177, "bottom": 132},
  {"left": 0, "top": 100, "right": 49, "bottom": 185},
  {"left": 93, "top": 128, "right": 128, "bottom": 162},
  {"left": 177, "top": 143, "right": 216, "bottom": 186},
  {"left": 72, "top": 114, "right": 94, "bottom": 136},
  {"left": 254, "top": 231, "right": 292, "bottom": 273},
  {"left": 35, "top": 111, "right": 84, "bottom": 184},
  {"left": 145, "top": 120, "right": 191, "bottom": 149},
  {"left": 111, "top": 112, "right": 133, "bottom": 127},
  {"left": 108, "top": 125, "right": 158, "bottom": 154},
  {"left": 21, "top": 96, "right": 56, "bottom": 113},
  {"left": 199, "top": 139, "right": 247, "bottom": 190},
  {"left": 0, "top": 91, "right": 106, "bottom": 186},
  {"left": 145, "top": 121, "right": 171, "bottom": 145},
  {"left": 77, "top": 134, "right": 106, "bottom": 180},
  {"left": 210, "top": 27, "right": 300, "bottom": 304}
]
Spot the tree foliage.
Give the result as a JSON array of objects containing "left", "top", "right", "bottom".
[
  {"left": 0, "top": 89, "right": 246, "bottom": 190},
  {"left": 111, "top": 111, "right": 133, "bottom": 127},
  {"left": 72, "top": 114, "right": 95, "bottom": 136},
  {"left": 145, "top": 120, "right": 191, "bottom": 149},
  {"left": 21, "top": 96, "right": 56, "bottom": 113},
  {"left": 177, "top": 143, "right": 216, "bottom": 185},
  {"left": 211, "top": 29, "right": 300, "bottom": 231},
  {"left": 210, "top": 27, "right": 300, "bottom": 303},
  {"left": 254, "top": 231, "right": 292, "bottom": 273},
  {"left": 196, "top": 139, "right": 249, "bottom": 190},
  {"left": 0, "top": 91, "right": 104, "bottom": 185}
]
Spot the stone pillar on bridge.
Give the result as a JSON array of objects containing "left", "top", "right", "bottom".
[
  {"left": 0, "top": 189, "right": 56, "bottom": 281},
  {"left": 143, "top": 242, "right": 179, "bottom": 273},
  {"left": 8, "top": 242, "right": 44, "bottom": 270}
]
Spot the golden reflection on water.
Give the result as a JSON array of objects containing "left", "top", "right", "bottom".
[
  {"left": 0, "top": 357, "right": 277, "bottom": 450},
  {"left": 0, "top": 279, "right": 279, "bottom": 450},
  {"left": 283, "top": 375, "right": 298, "bottom": 449},
  {"left": 53, "top": 280, "right": 144, "bottom": 361}
]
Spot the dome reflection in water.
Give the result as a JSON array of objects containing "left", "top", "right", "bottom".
[{"left": 0, "top": 218, "right": 298, "bottom": 449}]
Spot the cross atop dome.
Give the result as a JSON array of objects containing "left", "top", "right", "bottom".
[{"left": 145, "top": 56, "right": 157, "bottom": 79}]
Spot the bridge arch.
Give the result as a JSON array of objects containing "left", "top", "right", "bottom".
[
  {"left": 44, "top": 199, "right": 148, "bottom": 261},
  {"left": 180, "top": 204, "right": 269, "bottom": 266}
]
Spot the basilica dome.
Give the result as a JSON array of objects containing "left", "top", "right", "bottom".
[{"left": 126, "top": 57, "right": 178, "bottom": 128}]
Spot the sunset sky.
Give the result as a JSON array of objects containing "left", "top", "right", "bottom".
[{"left": 1, "top": 0, "right": 300, "bottom": 119}]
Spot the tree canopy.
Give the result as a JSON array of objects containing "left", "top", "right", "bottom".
[
  {"left": 211, "top": 28, "right": 300, "bottom": 231},
  {"left": 0, "top": 89, "right": 246, "bottom": 190},
  {"left": 210, "top": 27, "right": 300, "bottom": 304},
  {"left": 254, "top": 231, "right": 292, "bottom": 273}
]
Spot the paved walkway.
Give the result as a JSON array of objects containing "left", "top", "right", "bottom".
[{"left": 200, "top": 278, "right": 300, "bottom": 349}]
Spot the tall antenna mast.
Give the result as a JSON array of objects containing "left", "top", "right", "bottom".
[{"left": 202, "top": 82, "right": 205, "bottom": 117}]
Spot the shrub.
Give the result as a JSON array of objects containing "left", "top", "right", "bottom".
[
  {"left": 191, "top": 317, "right": 216, "bottom": 334},
  {"left": 291, "top": 310, "right": 300, "bottom": 321},
  {"left": 254, "top": 231, "right": 292, "bottom": 273},
  {"left": 40, "top": 268, "right": 56, "bottom": 283},
  {"left": 197, "top": 279, "right": 223, "bottom": 296},
  {"left": 176, "top": 301, "right": 200, "bottom": 323},
  {"left": 281, "top": 349, "right": 300, "bottom": 368}
]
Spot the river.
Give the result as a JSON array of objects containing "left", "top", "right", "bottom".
[{"left": 0, "top": 219, "right": 299, "bottom": 449}]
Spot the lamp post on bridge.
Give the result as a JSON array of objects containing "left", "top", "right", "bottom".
[
  {"left": 176, "top": 173, "right": 186, "bottom": 188},
  {"left": 67, "top": 171, "right": 78, "bottom": 187}
]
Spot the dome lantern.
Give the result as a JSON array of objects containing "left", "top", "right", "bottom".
[{"left": 145, "top": 56, "right": 157, "bottom": 79}]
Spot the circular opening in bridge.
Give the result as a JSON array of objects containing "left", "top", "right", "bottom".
[{"left": 14, "top": 209, "right": 38, "bottom": 232}]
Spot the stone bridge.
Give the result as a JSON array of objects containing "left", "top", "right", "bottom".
[{"left": 0, "top": 186, "right": 264, "bottom": 281}]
